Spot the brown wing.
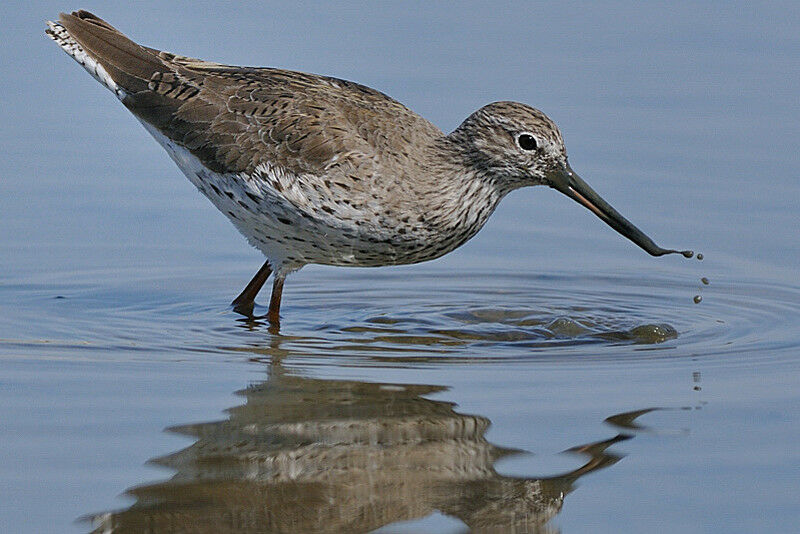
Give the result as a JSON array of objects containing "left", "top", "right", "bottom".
[{"left": 56, "top": 10, "right": 442, "bottom": 183}]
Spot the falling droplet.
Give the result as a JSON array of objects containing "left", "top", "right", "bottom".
[
  {"left": 696, "top": 253, "right": 704, "bottom": 260},
  {"left": 693, "top": 295, "right": 703, "bottom": 304},
  {"left": 701, "top": 277, "right": 709, "bottom": 285}
]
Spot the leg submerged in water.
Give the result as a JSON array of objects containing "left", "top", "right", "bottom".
[
  {"left": 231, "top": 260, "right": 285, "bottom": 326},
  {"left": 231, "top": 261, "right": 272, "bottom": 316},
  {"left": 268, "top": 275, "right": 285, "bottom": 326}
]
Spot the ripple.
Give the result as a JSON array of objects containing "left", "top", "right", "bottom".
[
  {"left": 261, "top": 271, "right": 800, "bottom": 367},
  {"left": 2, "top": 270, "right": 799, "bottom": 368}
]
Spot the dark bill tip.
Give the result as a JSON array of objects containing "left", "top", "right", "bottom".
[{"left": 548, "top": 163, "right": 692, "bottom": 258}]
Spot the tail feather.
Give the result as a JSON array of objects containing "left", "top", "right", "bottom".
[
  {"left": 46, "top": 10, "right": 165, "bottom": 97},
  {"left": 46, "top": 19, "right": 124, "bottom": 97}
]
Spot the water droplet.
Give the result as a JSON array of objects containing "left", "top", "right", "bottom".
[
  {"left": 693, "top": 295, "right": 703, "bottom": 304},
  {"left": 701, "top": 277, "right": 709, "bottom": 285},
  {"left": 696, "top": 253, "right": 704, "bottom": 260},
  {"left": 682, "top": 250, "right": 694, "bottom": 258}
]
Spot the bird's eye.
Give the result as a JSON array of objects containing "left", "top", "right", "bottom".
[{"left": 517, "top": 133, "right": 538, "bottom": 151}]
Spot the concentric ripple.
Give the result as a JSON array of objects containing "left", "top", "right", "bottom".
[
  {"left": 252, "top": 270, "right": 800, "bottom": 366},
  {"left": 2, "top": 270, "right": 799, "bottom": 367}
]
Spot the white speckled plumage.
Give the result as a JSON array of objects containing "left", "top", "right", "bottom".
[{"left": 47, "top": 10, "right": 690, "bottom": 324}]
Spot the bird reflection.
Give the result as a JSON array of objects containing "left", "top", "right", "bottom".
[{"left": 88, "top": 365, "right": 646, "bottom": 533}]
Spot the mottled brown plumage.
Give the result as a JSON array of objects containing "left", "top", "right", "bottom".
[
  {"left": 47, "top": 10, "right": 690, "bottom": 326},
  {"left": 57, "top": 11, "right": 442, "bottom": 179}
]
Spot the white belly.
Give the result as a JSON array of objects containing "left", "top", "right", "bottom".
[{"left": 137, "top": 120, "right": 417, "bottom": 271}]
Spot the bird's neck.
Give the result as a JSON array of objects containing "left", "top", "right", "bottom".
[{"left": 418, "top": 137, "right": 510, "bottom": 238}]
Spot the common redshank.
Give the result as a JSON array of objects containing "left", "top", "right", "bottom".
[{"left": 46, "top": 11, "right": 691, "bottom": 325}]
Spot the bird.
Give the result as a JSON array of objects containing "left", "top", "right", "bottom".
[{"left": 46, "top": 11, "right": 692, "bottom": 326}]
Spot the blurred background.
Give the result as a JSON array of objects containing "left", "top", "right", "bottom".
[{"left": 1, "top": 2, "right": 798, "bottom": 533}]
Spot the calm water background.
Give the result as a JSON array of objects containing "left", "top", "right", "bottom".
[{"left": 2, "top": 1, "right": 799, "bottom": 532}]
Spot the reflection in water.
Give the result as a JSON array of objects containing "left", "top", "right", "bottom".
[{"left": 89, "top": 365, "right": 647, "bottom": 533}]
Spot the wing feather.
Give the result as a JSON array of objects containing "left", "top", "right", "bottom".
[{"left": 50, "top": 10, "right": 443, "bottom": 209}]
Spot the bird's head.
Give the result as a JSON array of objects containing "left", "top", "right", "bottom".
[{"left": 450, "top": 101, "right": 692, "bottom": 257}]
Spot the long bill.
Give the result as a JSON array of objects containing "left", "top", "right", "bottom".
[{"left": 547, "top": 162, "right": 693, "bottom": 258}]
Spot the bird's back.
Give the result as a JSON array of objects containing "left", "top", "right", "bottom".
[
  {"left": 47, "top": 11, "right": 497, "bottom": 270},
  {"left": 49, "top": 11, "right": 442, "bottom": 178}
]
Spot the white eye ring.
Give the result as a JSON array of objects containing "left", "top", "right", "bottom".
[{"left": 517, "top": 133, "right": 538, "bottom": 151}]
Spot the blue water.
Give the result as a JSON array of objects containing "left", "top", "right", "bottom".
[{"left": 1, "top": 2, "right": 799, "bottom": 533}]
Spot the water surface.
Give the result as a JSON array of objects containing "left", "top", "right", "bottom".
[{"left": 1, "top": 2, "right": 799, "bottom": 533}]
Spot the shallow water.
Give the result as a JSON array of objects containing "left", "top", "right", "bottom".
[{"left": 2, "top": 2, "right": 800, "bottom": 533}]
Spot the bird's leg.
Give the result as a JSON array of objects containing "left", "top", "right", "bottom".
[
  {"left": 267, "top": 274, "right": 285, "bottom": 326},
  {"left": 231, "top": 261, "right": 272, "bottom": 316}
]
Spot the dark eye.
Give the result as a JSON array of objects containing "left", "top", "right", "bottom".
[{"left": 517, "top": 133, "right": 538, "bottom": 151}]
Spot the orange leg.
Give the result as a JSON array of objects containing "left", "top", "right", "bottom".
[
  {"left": 231, "top": 261, "right": 272, "bottom": 316},
  {"left": 267, "top": 275, "right": 285, "bottom": 326}
]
